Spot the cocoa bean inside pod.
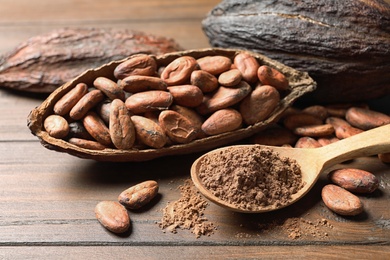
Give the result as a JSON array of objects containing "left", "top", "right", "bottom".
[
  {"left": 202, "top": 0, "right": 390, "bottom": 104},
  {"left": 27, "top": 48, "right": 316, "bottom": 162}
]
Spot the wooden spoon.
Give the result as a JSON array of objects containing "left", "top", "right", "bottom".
[{"left": 191, "top": 124, "right": 390, "bottom": 213}]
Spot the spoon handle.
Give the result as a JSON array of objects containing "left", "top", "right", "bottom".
[{"left": 318, "top": 124, "right": 390, "bottom": 169}]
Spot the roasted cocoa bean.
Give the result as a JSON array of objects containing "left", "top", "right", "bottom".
[
  {"left": 334, "top": 125, "right": 364, "bottom": 139},
  {"left": 95, "top": 201, "right": 130, "bottom": 234},
  {"left": 83, "top": 111, "right": 112, "bottom": 146},
  {"left": 328, "top": 168, "right": 379, "bottom": 193},
  {"left": 239, "top": 85, "right": 280, "bottom": 125},
  {"left": 69, "top": 89, "right": 105, "bottom": 120},
  {"left": 109, "top": 99, "right": 136, "bottom": 150},
  {"left": 201, "top": 108, "right": 242, "bottom": 135},
  {"left": 345, "top": 107, "right": 390, "bottom": 130},
  {"left": 125, "top": 90, "right": 173, "bottom": 114},
  {"left": 120, "top": 75, "right": 167, "bottom": 93},
  {"left": 167, "top": 85, "right": 203, "bottom": 107},
  {"left": 233, "top": 52, "right": 259, "bottom": 83},
  {"left": 293, "top": 124, "right": 335, "bottom": 137},
  {"left": 44, "top": 115, "right": 69, "bottom": 139},
  {"left": 53, "top": 83, "right": 88, "bottom": 116},
  {"left": 257, "top": 65, "right": 289, "bottom": 91},
  {"left": 118, "top": 180, "right": 159, "bottom": 209},
  {"left": 302, "top": 105, "right": 329, "bottom": 121},
  {"left": 218, "top": 69, "right": 242, "bottom": 87},
  {"left": 114, "top": 54, "right": 157, "bottom": 79},
  {"left": 160, "top": 56, "right": 198, "bottom": 85},
  {"left": 321, "top": 184, "right": 364, "bottom": 216},
  {"left": 93, "top": 77, "right": 125, "bottom": 101},
  {"left": 196, "top": 55, "right": 231, "bottom": 75},
  {"left": 131, "top": 115, "right": 167, "bottom": 148},
  {"left": 190, "top": 70, "right": 219, "bottom": 93},
  {"left": 295, "top": 136, "right": 322, "bottom": 148},
  {"left": 158, "top": 110, "right": 198, "bottom": 144}
]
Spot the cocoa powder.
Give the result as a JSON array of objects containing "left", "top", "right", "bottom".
[
  {"left": 158, "top": 179, "right": 216, "bottom": 238},
  {"left": 198, "top": 146, "right": 304, "bottom": 210}
]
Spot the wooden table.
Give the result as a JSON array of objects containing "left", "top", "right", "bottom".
[{"left": 1, "top": 1, "right": 389, "bottom": 259}]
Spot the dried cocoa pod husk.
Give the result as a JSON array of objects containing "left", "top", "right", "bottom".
[
  {"left": 27, "top": 48, "right": 316, "bottom": 162},
  {"left": 202, "top": 0, "right": 390, "bottom": 104},
  {"left": 0, "top": 27, "right": 182, "bottom": 93}
]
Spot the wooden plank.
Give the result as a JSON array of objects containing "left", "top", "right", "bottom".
[{"left": 0, "top": 246, "right": 389, "bottom": 259}]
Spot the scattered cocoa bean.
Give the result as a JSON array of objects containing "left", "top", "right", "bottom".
[
  {"left": 293, "top": 124, "right": 334, "bottom": 137},
  {"left": 95, "top": 201, "right": 130, "bottom": 234},
  {"left": 328, "top": 168, "right": 379, "bottom": 193},
  {"left": 345, "top": 107, "right": 390, "bottom": 130},
  {"left": 252, "top": 125, "right": 298, "bottom": 146},
  {"left": 294, "top": 137, "right": 321, "bottom": 148},
  {"left": 118, "top": 180, "right": 159, "bottom": 209},
  {"left": 321, "top": 184, "right": 364, "bottom": 216},
  {"left": 283, "top": 113, "right": 323, "bottom": 131}
]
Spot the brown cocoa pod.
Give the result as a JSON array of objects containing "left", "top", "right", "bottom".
[
  {"left": 93, "top": 77, "right": 125, "bottom": 101},
  {"left": 44, "top": 115, "right": 69, "bottom": 139},
  {"left": 131, "top": 115, "right": 167, "bottom": 148},
  {"left": 257, "top": 65, "right": 289, "bottom": 91},
  {"left": 167, "top": 85, "right": 203, "bottom": 107},
  {"left": 295, "top": 137, "right": 321, "bottom": 148},
  {"left": 203, "top": 0, "right": 390, "bottom": 104},
  {"left": 68, "top": 137, "right": 107, "bottom": 150},
  {"left": 118, "top": 180, "right": 159, "bottom": 209},
  {"left": 252, "top": 124, "right": 298, "bottom": 146},
  {"left": 197, "top": 55, "right": 232, "bottom": 75},
  {"left": 345, "top": 107, "right": 390, "bottom": 130},
  {"left": 293, "top": 124, "right": 335, "bottom": 137},
  {"left": 202, "top": 108, "right": 242, "bottom": 135},
  {"left": 28, "top": 48, "right": 316, "bottom": 162},
  {"left": 109, "top": 99, "right": 136, "bottom": 150},
  {"left": 321, "top": 184, "right": 364, "bottom": 216},
  {"left": 190, "top": 70, "right": 219, "bottom": 93},
  {"left": 158, "top": 110, "right": 198, "bottom": 144},
  {"left": 0, "top": 28, "right": 182, "bottom": 93},
  {"left": 120, "top": 75, "right": 167, "bottom": 93},
  {"left": 233, "top": 52, "right": 259, "bottom": 83},
  {"left": 114, "top": 54, "right": 157, "bottom": 79},
  {"left": 218, "top": 69, "right": 242, "bottom": 87},
  {"left": 160, "top": 56, "right": 198, "bottom": 85},
  {"left": 328, "top": 168, "right": 379, "bottom": 193},
  {"left": 53, "top": 83, "right": 88, "bottom": 116},
  {"left": 239, "top": 85, "right": 280, "bottom": 125},
  {"left": 125, "top": 90, "right": 173, "bottom": 114},
  {"left": 83, "top": 111, "right": 112, "bottom": 146},
  {"left": 95, "top": 201, "right": 130, "bottom": 234},
  {"left": 69, "top": 89, "right": 105, "bottom": 120},
  {"left": 197, "top": 81, "right": 252, "bottom": 115}
]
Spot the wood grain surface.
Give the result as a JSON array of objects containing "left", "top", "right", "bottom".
[{"left": 1, "top": 1, "right": 389, "bottom": 259}]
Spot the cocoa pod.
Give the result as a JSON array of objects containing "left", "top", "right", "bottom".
[
  {"left": 118, "top": 180, "right": 159, "bottom": 210},
  {"left": 202, "top": 0, "right": 390, "bottom": 104},
  {"left": 0, "top": 28, "right": 182, "bottom": 93}
]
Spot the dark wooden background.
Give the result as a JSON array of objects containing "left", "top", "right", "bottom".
[{"left": 1, "top": 1, "right": 389, "bottom": 259}]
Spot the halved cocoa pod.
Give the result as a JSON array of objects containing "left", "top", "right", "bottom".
[{"left": 27, "top": 48, "right": 316, "bottom": 162}]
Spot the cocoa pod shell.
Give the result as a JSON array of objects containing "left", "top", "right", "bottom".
[
  {"left": 202, "top": 0, "right": 390, "bottom": 104},
  {"left": 0, "top": 27, "right": 182, "bottom": 93},
  {"left": 27, "top": 48, "right": 316, "bottom": 162}
]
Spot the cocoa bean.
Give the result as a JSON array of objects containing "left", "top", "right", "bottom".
[
  {"left": 114, "top": 54, "right": 157, "bottom": 79},
  {"left": 334, "top": 125, "right": 364, "bottom": 139},
  {"left": 0, "top": 28, "right": 182, "bottom": 93},
  {"left": 69, "top": 89, "right": 105, "bottom": 120},
  {"left": 93, "top": 77, "right": 125, "bottom": 101},
  {"left": 293, "top": 124, "right": 334, "bottom": 137},
  {"left": 53, "top": 83, "right": 88, "bottom": 116},
  {"left": 283, "top": 113, "right": 323, "bottom": 131},
  {"left": 118, "top": 180, "right": 159, "bottom": 209},
  {"left": 125, "top": 90, "right": 173, "bottom": 114},
  {"left": 120, "top": 75, "right": 167, "bottom": 93},
  {"left": 68, "top": 121, "right": 93, "bottom": 140},
  {"left": 321, "top": 184, "right": 364, "bottom": 216},
  {"left": 109, "top": 99, "right": 135, "bottom": 150},
  {"left": 218, "top": 69, "right": 242, "bottom": 87},
  {"left": 328, "top": 168, "right": 379, "bottom": 193},
  {"left": 83, "top": 111, "right": 112, "bottom": 146},
  {"left": 294, "top": 137, "right": 321, "bottom": 148},
  {"left": 167, "top": 85, "right": 203, "bottom": 107},
  {"left": 190, "top": 70, "right": 219, "bottom": 93},
  {"left": 44, "top": 115, "right": 69, "bottom": 139},
  {"left": 252, "top": 125, "right": 297, "bottom": 146},
  {"left": 378, "top": 152, "right": 390, "bottom": 163},
  {"left": 202, "top": 108, "right": 242, "bottom": 135},
  {"left": 158, "top": 110, "right": 198, "bottom": 144},
  {"left": 196, "top": 55, "right": 232, "bottom": 75},
  {"left": 131, "top": 115, "right": 167, "bottom": 148},
  {"left": 68, "top": 137, "right": 107, "bottom": 150},
  {"left": 160, "top": 56, "right": 198, "bottom": 85},
  {"left": 345, "top": 107, "right": 390, "bottom": 130},
  {"left": 233, "top": 52, "right": 259, "bottom": 83},
  {"left": 302, "top": 105, "right": 329, "bottom": 121},
  {"left": 95, "top": 201, "right": 130, "bottom": 234},
  {"left": 257, "top": 65, "right": 289, "bottom": 91},
  {"left": 239, "top": 85, "right": 280, "bottom": 125}
]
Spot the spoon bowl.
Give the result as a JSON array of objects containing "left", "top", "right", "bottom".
[{"left": 191, "top": 124, "right": 390, "bottom": 213}]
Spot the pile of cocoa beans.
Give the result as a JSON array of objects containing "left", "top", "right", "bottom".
[
  {"left": 43, "top": 52, "right": 289, "bottom": 151},
  {"left": 251, "top": 103, "right": 390, "bottom": 216}
]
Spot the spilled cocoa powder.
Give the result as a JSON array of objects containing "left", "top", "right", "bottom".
[
  {"left": 198, "top": 146, "right": 304, "bottom": 211},
  {"left": 158, "top": 179, "right": 216, "bottom": 238}
]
